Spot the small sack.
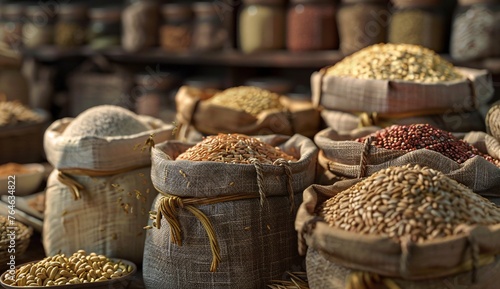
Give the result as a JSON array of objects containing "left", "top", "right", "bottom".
[
  {"left": 143, "top": 134, "right": 318, "bottom": 289},
  {"left": 175, "top": 86, "right": 321, "bottom": 139},
  {"left": 311, "top": 67, "right": 493, "bottom": 115},
  {"left": 296, "top": 183, "right": 500, "bottom": 289},
  {"left": 43, "top": 115, "right": 173, "bottom": 264},
  {"left": 321, "top": 108, "right": 486, "bottom": 133},
  {"left": 315, "top": 127, "right": 500, "bottom": 196}
]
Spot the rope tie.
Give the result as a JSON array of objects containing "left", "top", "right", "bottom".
[
  {"left": 358, "top": 136, "right": 373, "bottom": 178},
  {"left": 155, "top": 194, "right": 221, "bottom": 272},
  {"left": 57, "top": 171, "right": 84, "bottom": 200},
  {"left": 274, "top": 158, "right": 295, "bottom": 213},
  {"left": 56, "top": 135, "right": 156, "bottom": 200},
  {"left": 347, "top": 272, "right": 401, "bottom": 289},
  {"left": 250, "top": 158, "right": 267, "bottom": 207}
]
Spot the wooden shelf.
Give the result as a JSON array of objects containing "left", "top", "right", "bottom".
[
  {"left": 21, "top": 46, "right": 345, "bottom": 69},
  {"left": 21, "top": 46, "right": 500, "bottom": 74}
]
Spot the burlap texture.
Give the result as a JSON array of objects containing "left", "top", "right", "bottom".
[
  {"left": 306, "top": 247, "right": 500, "bottom": 289},
  {"left": 296, "top": 183, "right": 500, "bottom": 283},
  {"left": 44, "top": 116, "right": 172, "bottom": 171},
  {"left": 143, "top": 134, "right": 318, "bottom": 289},
  {"left": 321, "top": 108, "right": 486, "bottom": 133},
  {"left": 175, "top": 86, "right": 321, "bottom": 139},
  {"left": 43, "top": 167, "right": 156, "bottom": 264},
  {"left": 312, "top": 67, "right": 493, "bottom": 115},
  {"left": 486, "top": 104, "right": 500, "bottom": 141},
  {"left": 315, "top": 127, "right": 500, "bottom": 197},
  {"left": 43, "top": 116, "right": 174, "bottom": 264}
]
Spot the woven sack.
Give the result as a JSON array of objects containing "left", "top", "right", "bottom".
[
  {"left": 296, "top": 182, "right": 500, "bottom": 289},
  {"left": 43, "top": 115, "right": 173, "bottom": 264},
  {"left": 486, "top": 104, "right": 500, "bottom": 141},
  {"left": 143, "top": 134, "right": 318, "bottom": 289},
  {"left": 67, "top": 57, "right": 134, "bottom": 117},
  {"left": 175, "top": 86, "right": 321, "bottom": 139},
  {"left": 315, "top": 127, "right": 500, "bottom": 197},
  {"left": 321, "top": 108, "right": 486, "bottom": 133},
  {"left": 311, "top": 67, "right": 494, "bottom": 115}
]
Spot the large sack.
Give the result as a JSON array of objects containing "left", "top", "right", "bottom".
[
  {"left": 43, "top": 115, "right": 173, "bottom": 264},
  {"left": 312, "top": 67, "right": 493, "bottom": 115},
  {"left": 315, "top": 127, "right": 500, "bottom": 197},
  {"left": 296, "top": 182, "right": 500, "bottom": 289},
  {"left": 175, "top": 86, "right": 321, "bottom": 139},
  {"left": 143, "top": 134, "right": 318, "bottom": 289}
]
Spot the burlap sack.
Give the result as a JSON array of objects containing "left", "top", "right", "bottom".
[
  {"left": 296, "top": 183, "right": 500, "bottom": 289},
  {"left": 175, "top": 85, "right": 321, "bottom": 139},
  {"left": 315, "top": 127, "right": 500, "bottom": 197},
  {"left": 43, "top": 116, "right": 173, "bottom": 264},
  {"left": 321, "top": 108, "right": 486, "bottom": 133},
  {"left": 143, "top": 134, "right": 318, "bottom": 289},
  {"left": 312, "top": 67, "right": 493, "bottom": 115},
  {"left": 306, "top": 247, "right": 500, "bottom": 289}
]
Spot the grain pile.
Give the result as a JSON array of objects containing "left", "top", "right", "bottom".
[
  {"left": 327, "top": 43, "right": 463, "bottom": 83},
  {"left": 208, "top": 86, "right": 283, "bottom": 116},
  {"left": 320, "top": 164, "right": 500, "bottom": 243},
  {"left": 176, "top": 133, "right": 296, "bottom": 164},
  {"left": 2, "top": 250, "right": 134, "bottom": 287},
  {"left": 0, "top": 216, "right": 30, "bottom": 243},
  {"left": 63, "top": 105, "right": 151, "bottom": 137},
  {"left": 356, "top": 124, "right": 500, "bottom": 166},
  {"left": 0, "top": 163, "right": 30, "bottom": 176},
  {"left": 0, "top": 100, "right": 43, "bottom": 127}
]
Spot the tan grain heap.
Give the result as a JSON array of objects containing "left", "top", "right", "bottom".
[
  {"left": 327, "top": 43, "right": 463, "bottom": 83},
  {"left": 320, "top": 164, "right": 500, "bottom": 243},
  {"left": 176, "top": 133, "right": 296, "bottom": 164},
  {"left": 208, "top": 86, "right": 283, "bottom": 116},
  {"left": 0, "top": 100, "right": 43, "bottom": 127}
]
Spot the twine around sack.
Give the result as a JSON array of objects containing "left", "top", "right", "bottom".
[
  {"left": 150, "top": 158, "right": 295, "bottom": 272},
  {"left": 57, "top": 135, "right": 157, "bottom": 200}
]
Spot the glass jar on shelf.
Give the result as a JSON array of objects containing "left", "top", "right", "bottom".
[
  {"left": 134, "top": 71, "right": 179, "bottom": 120},
  {"left": 160, "top": 4, "right": 193, "bottom": 53},
  {"left": 0, "top": 4, "right": 24, "bottom": 49},
  {"left": 450, "top": 0, "right": 500, "bottom": 61},
  {"left": 337, "top": 0, "right": 390, "bottom": 55},
  {"left": 192, "top": 2, "right": 229, "bottom": 52},
  {"left": 287, "top": 0, "right": 338, "bottom": 52},
  {"left": 22, "top": 5, "right": 56, "bottom": 48},
  {"left": 89, "top": 7, "right": 122, "bottom": 50},
  {"left": 389, "top": 0, "right": 446, "bottom": 53},
  {"left": 122, "top": 0, "right": 161, "bottom": 52},
  {"left": 55, "top": 4, "right": 88, "bottom": 47},
  {"left": 239, "top": 0, "right": 286, "bottom": 53}
]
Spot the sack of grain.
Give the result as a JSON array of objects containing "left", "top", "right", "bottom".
[
  {"left": 311, "top": 44, "right": 494, "bottom": 115},
  {"left": 175, "top": 85, "right": 321, "bottom": 140},
  {"left": 296, "top": 165, "right": 500, "bottom": 289},
  {"left": 43, "top": 106, "right": 174, "bottom": 264},
  {"left": 321, "top": 108, "right": 486, "bottom": 134},
  {"left": 315, "top": 124, "right": 500, "bottom": 196},
  {"left": 143, "top": 133, "right": 318, "bottom": 289}
]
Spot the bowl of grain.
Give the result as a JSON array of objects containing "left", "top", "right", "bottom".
[
  {"left": 0, "top": 251, "right": 137, "bottom": 289},
  {"left": 0, "top": 163, "right": 45, "bottom": 196}
]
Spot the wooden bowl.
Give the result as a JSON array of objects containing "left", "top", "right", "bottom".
[
  {"left": 0, "top": 163, "right": 45, "bottom": 196},
  {"left": 0, "top": 259, "right": 137, "bottom": 289}
]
